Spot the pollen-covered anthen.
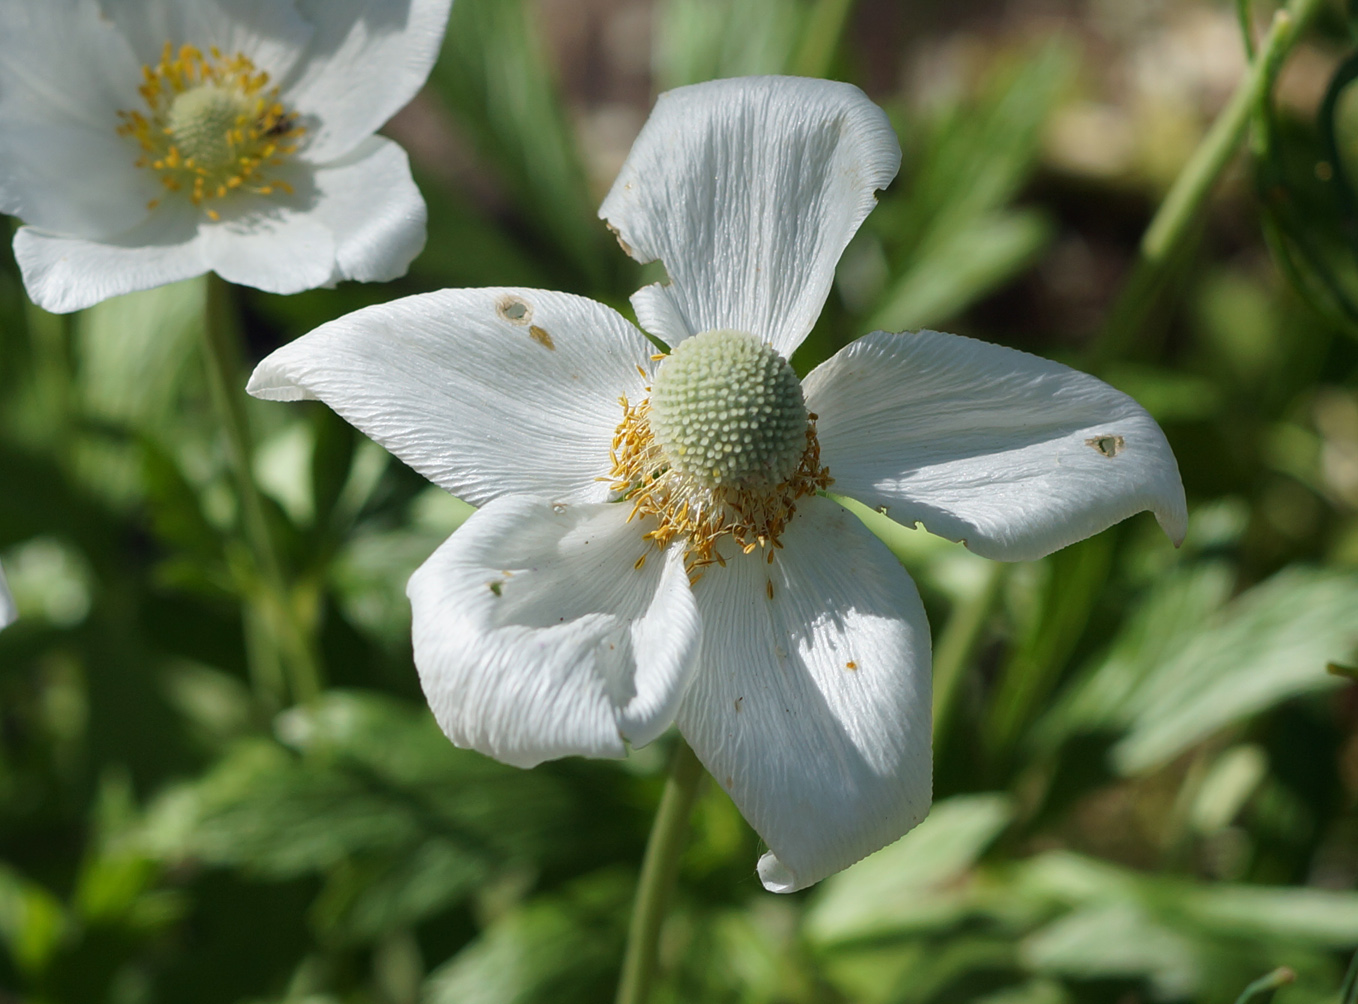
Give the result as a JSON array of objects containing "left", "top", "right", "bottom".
[
  {"left": 609, "top": 329, "right": 832, "bottom": 574},
  {"left": 116, "top": 43, "right": 304, "bottom": 220}
]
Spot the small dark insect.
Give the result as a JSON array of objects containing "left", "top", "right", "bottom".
[{"left": 264, "top": 112, "right": 299, "bottom": 138}]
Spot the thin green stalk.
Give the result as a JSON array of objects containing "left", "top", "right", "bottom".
[
  {"left": 1233, "top": 967, "right": 1295, "bottom": 1004},
  {"left": 791, "top": 0, "right": 855, "bottom": 79},
  {"left": 932, "top": 562, "right": 1007, "bottom": 750},
  {"left": 1091, "top": 0, "right": 1326, "bottom": 367},
  {"left": 615, "top": 739, "right": 705, "bottom": 1004},
  {"left": 201, "top": 274, "right": 322, "bottom": 704}
]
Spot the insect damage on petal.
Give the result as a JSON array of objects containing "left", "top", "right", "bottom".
[
  {"left": 1087, "top": 434, "right": 1126, "bottom": 458},
  {"left": 496, "top": 295, "right": 532, "bottom": 324},
  {"left": 529, "top": 325, "right": 556, "bottom": 350}
]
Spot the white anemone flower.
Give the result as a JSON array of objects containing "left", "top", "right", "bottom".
[
  {"left": 247, "top": 77, "right": 1187, "bottom": 892},
  {"left": 0, "top": 0, "right": 450, "bottom": 313}
]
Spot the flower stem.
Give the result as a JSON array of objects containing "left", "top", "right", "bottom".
[
  {"left": 200, "top": 274, "right": 322, "bottom": 705},
  {"left": 931, "top": 562, "right": 1007, "bottom": 750},
  {"left": 615, "top": 738, "right": 705, "bottom": 1004},
  {"left": 791, "top": 0, "right": 856, "bottom": 78},
  {"left": 1090, "top": 0, "right": 1324, "bottom": 368}
]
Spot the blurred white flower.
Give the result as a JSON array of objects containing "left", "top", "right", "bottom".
[
  {"left": 0, "top": 0, "right": 451, "bottom": 313},
  {"left": 0, "top": 564, "right": 14, "bottom": 629},
  {"left": 248, "top": 77, "right": 1188, "bottom": 892}
]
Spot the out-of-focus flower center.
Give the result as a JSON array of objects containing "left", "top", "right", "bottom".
[
  {"left": 608, "top": 329, "right": 832, "bottom": 579},
  {"left": 117, "top": 43, "right": 304, "bottom": 220}
]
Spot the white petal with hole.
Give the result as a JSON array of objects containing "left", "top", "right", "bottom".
[
  {"left": 676, "top": 495, "right": 932, "bottom": 893},
  {"left": 599, "top": 76, "right": 900, "bottom": 357},
  {"left": 407, "top": 496, "right": 701, "bottom": 768},
  {"left": 804, "top": 330, "right": 1188, "bottom": 561},
  {"left": 247, "top": 288, "right": 654, "bottom": 506},
  {"left": 284, "top": 0, "right": 452, "bottom": 161},
  {"left": 0, "top": 0, "right": 155, "bottom": 238},
  {"left": 14, "top": 203, "right": 207, "bottom": 314}
]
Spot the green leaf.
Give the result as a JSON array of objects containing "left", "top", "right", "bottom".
[
  {"left": 432, "top": 0, "right": 606, "bottom": 286},
  {"left": 867, "top": 210, "right": 1052, "bottom": 333},
  {"left": 1109, "top": 568, "right": 1358, "bottom": 774},
  {"left": 424, "top": 871, "right": 630, "bottom": 1004},
  {"left": 0, "top": 864, "right": 66, "bottom": 976},
  {"left": 806, "top": 793, "right": 1014, "bottom": 944},
  {"left": 652, "top": 0, "right": 807, "bottom": 90}
]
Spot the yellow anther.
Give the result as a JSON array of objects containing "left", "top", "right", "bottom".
[{"left": 116, "top": 42, "right": 305, "bottom": 219}]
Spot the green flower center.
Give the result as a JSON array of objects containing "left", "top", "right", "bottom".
[
  {"left": 117, "top": 43, "right": 304, "bottom": 219},
  {"left": 166, "top": 85, "right": 252, "bottom": 173},
  {"left": 648, "top": 329, "right": 808, "bottom": 490}
]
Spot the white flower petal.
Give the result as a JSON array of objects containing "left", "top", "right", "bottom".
[
  {"left": 676, "top": 495, "right": 932, "bottom": 893},
  {"left": 100, "top": 0, "right": 314, "bottom": 83},
  {"left": 0, "top": 564, "right": 14, "bottom": 630},
  {"left": 199, "top": 184, "right": 337, "bottom": 293},
  {"left": 0, "top": 0, "right": 155, "bottom": 237},
  {"left": 804, "top": 330, "right": 1189, "bottom": 562},
  {"left": 283, "top": 0, "right": 451, "bottom": 161},
  {"left": 307, "top": 136, "right": 426, "bottom": 283},
  {"left": 407, "top": 495, "right": 701, "bottom": 768},
  {"left": 599, "top": 76, "right": 900, "bottom": 358},
  {"left": 13, "top": 203, "right": 207, "bottom": 314},
  {"left": 247, "top": 288, "right": 653, "bottom": 506}
]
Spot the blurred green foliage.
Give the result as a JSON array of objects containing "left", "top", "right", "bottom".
[{"left": 2, "top": 0, "right": 1358, "bottom": 1002}]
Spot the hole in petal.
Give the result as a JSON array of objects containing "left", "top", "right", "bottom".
[
  {"left": 1087, "top": 434, "right": 1126, "bottom": 458},
  {"left": 497, "top": 295, "right": 532, "bottom": 324}
]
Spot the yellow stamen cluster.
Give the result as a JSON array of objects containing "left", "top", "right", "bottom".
[
  {"left": 607, "top": 395, "right": 832, "bottom": 581},
  {"left": 116, "top": 43, "right": 304, "bottom": 220}
]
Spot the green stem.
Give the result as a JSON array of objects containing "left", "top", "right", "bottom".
[
  {"left": 931, "top": 563, "right": 1007, "bottom": 750},
  {"left": 1091, "top": 0, "right": 1325, "bottom": 367},
  {"left": 200, "top": 275, "right": 322, "bottom": 704},
  {"left": 1232, "top": 967, "right": 1295, "bottom": 1004},
  {"left": 791, "top": 0, "right": 856, "bottom": 78},
  {"left": 615, "top": 739, "right": 705, "bottom": 1004}
]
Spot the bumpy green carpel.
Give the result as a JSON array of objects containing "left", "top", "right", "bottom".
[{"left": 648, "top": 329, "right": 808, "bottom": 489}]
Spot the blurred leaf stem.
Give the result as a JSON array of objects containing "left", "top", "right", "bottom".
[
  {"left": 201, "top": 275, "right": 322, "bottom": 706},
  {"left": 791, "top": 0, "right": 855, "bottom": 78},
  {"left": 615, "top": 738, "right": 705, "bottom": 1004},
  {"left": 1091, "top": 0, "right": 1326, "bottom": 368},
  {"left": 1232, "top": 967, "right": 1295, "bottom": 1004},
  {"left": 932, "top": 562, "right": 1008, "bottom": 748}
]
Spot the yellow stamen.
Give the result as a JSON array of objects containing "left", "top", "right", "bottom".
[
  {"left": 605, "top": 394, "right": 832, "bottom": 579},
  {"left": 116, "top": 42, "right": 305, "bottom": 219}
]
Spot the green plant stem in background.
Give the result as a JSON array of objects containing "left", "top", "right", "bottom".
[
  {"left": 1233, "top": 967, "right": 1295, "bottom": 1004},
  {"left": 201, "top": 275, "right": 322, "bottom": 705},
  {"left": 791, "top": 0, "right": 855, "bottom": 78},
  {"left": 932, "top": 562, "right": 1008, "bottom": 749},
  {"left": 615, "top": 739, "right": 706, "bottom": 1004},
  {"left": 1091, "top": 0, "right": 1326, "bottom": 367}
]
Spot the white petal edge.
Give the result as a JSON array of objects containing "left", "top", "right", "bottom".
[
  {"left": 0, "top": 0, "right": 156, "bottom": 237},
  {"left": 13, "top": 203, "right": 207, "bottom": 314},
  {"left": 247, "top": 288, "right": 654, "bottom": 507},
  {"left": 98, "top": 0, "right": 314, "bottom": 85},
  {"left": 308, "top": 136, "right": 427, "bottom": 283},
  {"left": 407, "top": 495, "right": 701, "bottom": 768},
  {"left": 676, "top": 495, "right": 932, "bottom": 893},
  {"left": 283, "top": 0, "right": 452, "bottom": 162},
  {"left": 0, "top": 564, "right": 14, "bottom": 630},
  {"left": 804, "top": 330, "right": 1189, "bottom": 562},
  {"left": 198, "top": 181, "right": 336, "bottom": 294},
  {"left": 599, "top": 76, "right": 901, "bottom": 358}
]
